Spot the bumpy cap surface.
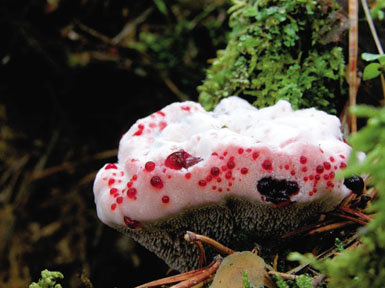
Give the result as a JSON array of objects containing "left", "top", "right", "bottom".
[{"left": 94, "top": 97, "right": 352, "bottom": 229}]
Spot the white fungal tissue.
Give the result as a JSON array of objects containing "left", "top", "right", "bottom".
[{"left": 93, "top": 96, "right": 352, "bottom": 229}]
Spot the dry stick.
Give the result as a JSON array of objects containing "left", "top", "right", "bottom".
[
  {"left": 308, "top": 221, "right": 355, "bottom": 235},
  {"left": 169, "top": 256, "right": 222, "bottom": 288},
  {"left": 134, "top": 261, "right": 217, "bottom": 288},
  {"left": 184, "top": 231, "right": 235, "bottom": 255},
  {"left": 331, "top": 212, "right": 368, "bottom": 226},
  {"left": 348, "top": 0, "right": 359, "bottom": 133},
  {"left": 287, "top": 233, "right": 360, "bottom": 275},
  {"left": 338, "top": 206, "right": 373, "bottom": 222},
  {"left": 361, "top": 0, "right": 385, "bottom": 102}
]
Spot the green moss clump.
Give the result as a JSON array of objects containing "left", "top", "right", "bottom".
[
  {"left": 198, "top": 0, "right": 346, "bottom": 113},
  {"left": 316, "top": 105, "right": 385, "bottom": 288},
  {"left": 29, "top": 269, "right": 64, "bottom": 288}
]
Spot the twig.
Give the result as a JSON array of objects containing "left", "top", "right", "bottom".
[
  {"left": 268, "top": 271, "right": 298, "bottom": 281},
  {"left": 361, "top": 0, "right": 384, "bottom": 54},
  {"left": 160, "top": 73, "right": 190, "bottom": 102},
  {"left": 348, "top": 0, "right": 359, "bottom": 133},
  {"left": 361, "top": 0, "right": 385, "bottom": 102},
  {"left": 112, "top": 7, "right": 154, "bottom": 45},
  {"left": 308, "top": 221, "right": 355, "bottom": 235},
  {"left": 134, "top": 261, "right": 217, "bottom": 288},
  {"left": 169, "top": 256, "right": 222, "bottom": 288},
  {"left": 184, "top": 231, "right": 235, "bottom": 255},
  {"left": 331, "top": 212, "right": 368, "bottom": 225}
]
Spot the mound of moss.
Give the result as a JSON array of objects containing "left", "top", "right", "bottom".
[{"left": 198, "top": 0, "right": 347, "bottom": 113}]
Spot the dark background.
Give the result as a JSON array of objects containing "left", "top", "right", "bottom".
[{"left": 0, "top": 0, "right": 230, "bottom": 287}]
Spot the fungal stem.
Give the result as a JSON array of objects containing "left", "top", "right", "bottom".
[{"left": 184, "top": 231, "right": 235, "bottom": 255}]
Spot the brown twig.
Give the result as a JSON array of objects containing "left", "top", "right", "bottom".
[
  {"left": 338, "top": 206, "right": 372, "bottom": 222},
  {"left": 184, "top": 231, "right": 235, "bottom": 255},
  {"left": 331, "top": 212, "right": 368, "bottom": 226},
  {"left": 134, "top": 260, "right": 217, "bottom": 288},
  {"left": 169, "top": 256, "right": 222, "bottom": 288},
  {"left": 348, "top": 0, "right": 359, "bottom": 133},
  {"left": 308, "top": 221, "right": 355, "bottom": 235}
]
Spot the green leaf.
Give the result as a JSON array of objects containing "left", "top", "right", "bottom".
[
  {"left": 153, "top": 0, "right": 168, "bottom": 16},
  {"left": 363, "top": 63, "right": 382, "bottom": 80},
  {"left": 361, "top": 52, "right": 385, "bottom": 63}
]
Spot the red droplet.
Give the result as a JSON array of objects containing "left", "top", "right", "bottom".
[
  {"left": 218, "top": 188, "right": 223, "bottom": 192},
  {"left": 309, "top": 175, "right": 314, "bottom": 180},
  {"left": 162, "top": 195, "right": 170, "bottom": 204},
  {"left": 132, "top": 175, "right": 138, "bottom": 181},
  {"left": 329, "top": 171, "right": 335, "bottom": 179},
  {"left": 323, "top": 174, "right": 329, "bottom": 180},
  {"left": 211, "top": 167, "right": 220, "bottom": 176},
  {"left": 262, "top": 160, "right": 273, "bottom": 171},
  {"left": 246, "top": 148, "right": 252, "bottom": 153},
  {"left": 228, "top": 182, "right": 233, "bottom": 187},
  {"left": 217, "top": 177, "right": 222, "bottom": 183},
  {"left": 238, "top": 148, "right": 244, "bottom": 154},
  {"left": 315, "top": 175, "right": 320, "bottom": 180},
  {"left": 301, "top": 167, "right": 307, "bottom": 172},
  {"left": 240, "top": 167, "right": 248, "bottom": 175},
  {"left": 327, "top": 181, "right": 334, "bottom": 188},
  {"left": 340, "top": 162, "right": 347, "bottom": 169},
  {"left": 127, "top": 188, "right": 137, "bottom": 199},
  {"left": 198, "top": 180, "right": 207, "bottom": 187},
  {"left": 116, "top": 196, "right": 123, "bottom": 204},
  {"left": 165, "top": 150, "right": 202, "bottom": 170},
  {"left": 291, "top": 170, "right": 296, "bottom": 176},
  {"left": 123, "top": 216, "right": 141, "bottom": 229},
  {"left": 330, "top": 156, "right": 335, "bottom": 162},
  {"left": 300, "top": 156, "right": 307, "bottom": 164},
  {"left": 133, "top": 124, "right": 145, "bottom": 136},
  {"left": 110, "top": 188, "right": 118, "bottom": 195},
  {"left": 225, "top": 171, "right": 232, "bottom": 179},
  {"left": 252, "top": 152, "right": 259, "bottom": 160},
  {"left": 206, "top": 175, "right": 213, "bottom": 182},
  {"left": 303, "top": 176, "right": 308, "bottom": 181},
  {"left": 284, "top": 164, "right": 289, "bottom": 170},
  {"left": 212, "top": 152, "right": 218, "bottom": 157},
  {"left": 212, "top": 185, "right": 217, "bottom": 190},
  {"left": 108, "top": 178, "right": 115, "bottom": 186},
  {"left": 159, "top": 121, "right": 167, "bottom": 130},
  {"left": 156, "top": 110, "right": 166, "bottom": 117},
  {"left": 145, "top": 161, "right": 155, "bottom": 171},
  {"left": 111, "top": 203, "right": 117, "bottom": 211},
  {"left": 227, "top": 158, "right": 235, "bottom": 169},
  {"left": 323, "top": 162, "right": 331, "bottom": 170},
  {"left": 316, "top": 165, "right": 324, "bottom": 174},
  {"left": 105, "top": 163, "right": 118, "bottom": 170},
  {"left": 127, "top": 181, "right": 133, "bottom": 188},
  {"left": 150, "top": 176, "right": 163, "bottom": 189},
  {"left": 185, "top": 173, "right": 191, "bottom": 179},
  {"left": 339, "top": 155, "right": 345, "bottom": 159},
  {"left": 181, "top": 106, "right": 191, "bottom": 111}
]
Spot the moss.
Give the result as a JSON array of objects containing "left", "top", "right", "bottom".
[
  {"left": 198, "top": 0, "right": 346, "bottom": 113},
  {"left": 316, "top": 105, "right": 385, "bottom": 288}
]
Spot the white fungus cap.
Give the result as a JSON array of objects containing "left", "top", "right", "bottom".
[{"left": 94, "top": 97, "right": 352, "bottom": 229}]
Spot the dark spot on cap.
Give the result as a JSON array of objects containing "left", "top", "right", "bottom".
[{"left": 257, "top": 177, "right": 299, "bottom": 205}]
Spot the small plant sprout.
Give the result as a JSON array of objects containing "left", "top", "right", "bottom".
[
  {"left": 361, "top": 52, "right": 385, "bottom": 80},
  {"left": 29, "top": 269, "right": 64, "bottom": 288}
]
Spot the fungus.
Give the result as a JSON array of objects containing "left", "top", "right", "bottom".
[{"left": 93, "top": 96, "right": 355, "bottom": 271}]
